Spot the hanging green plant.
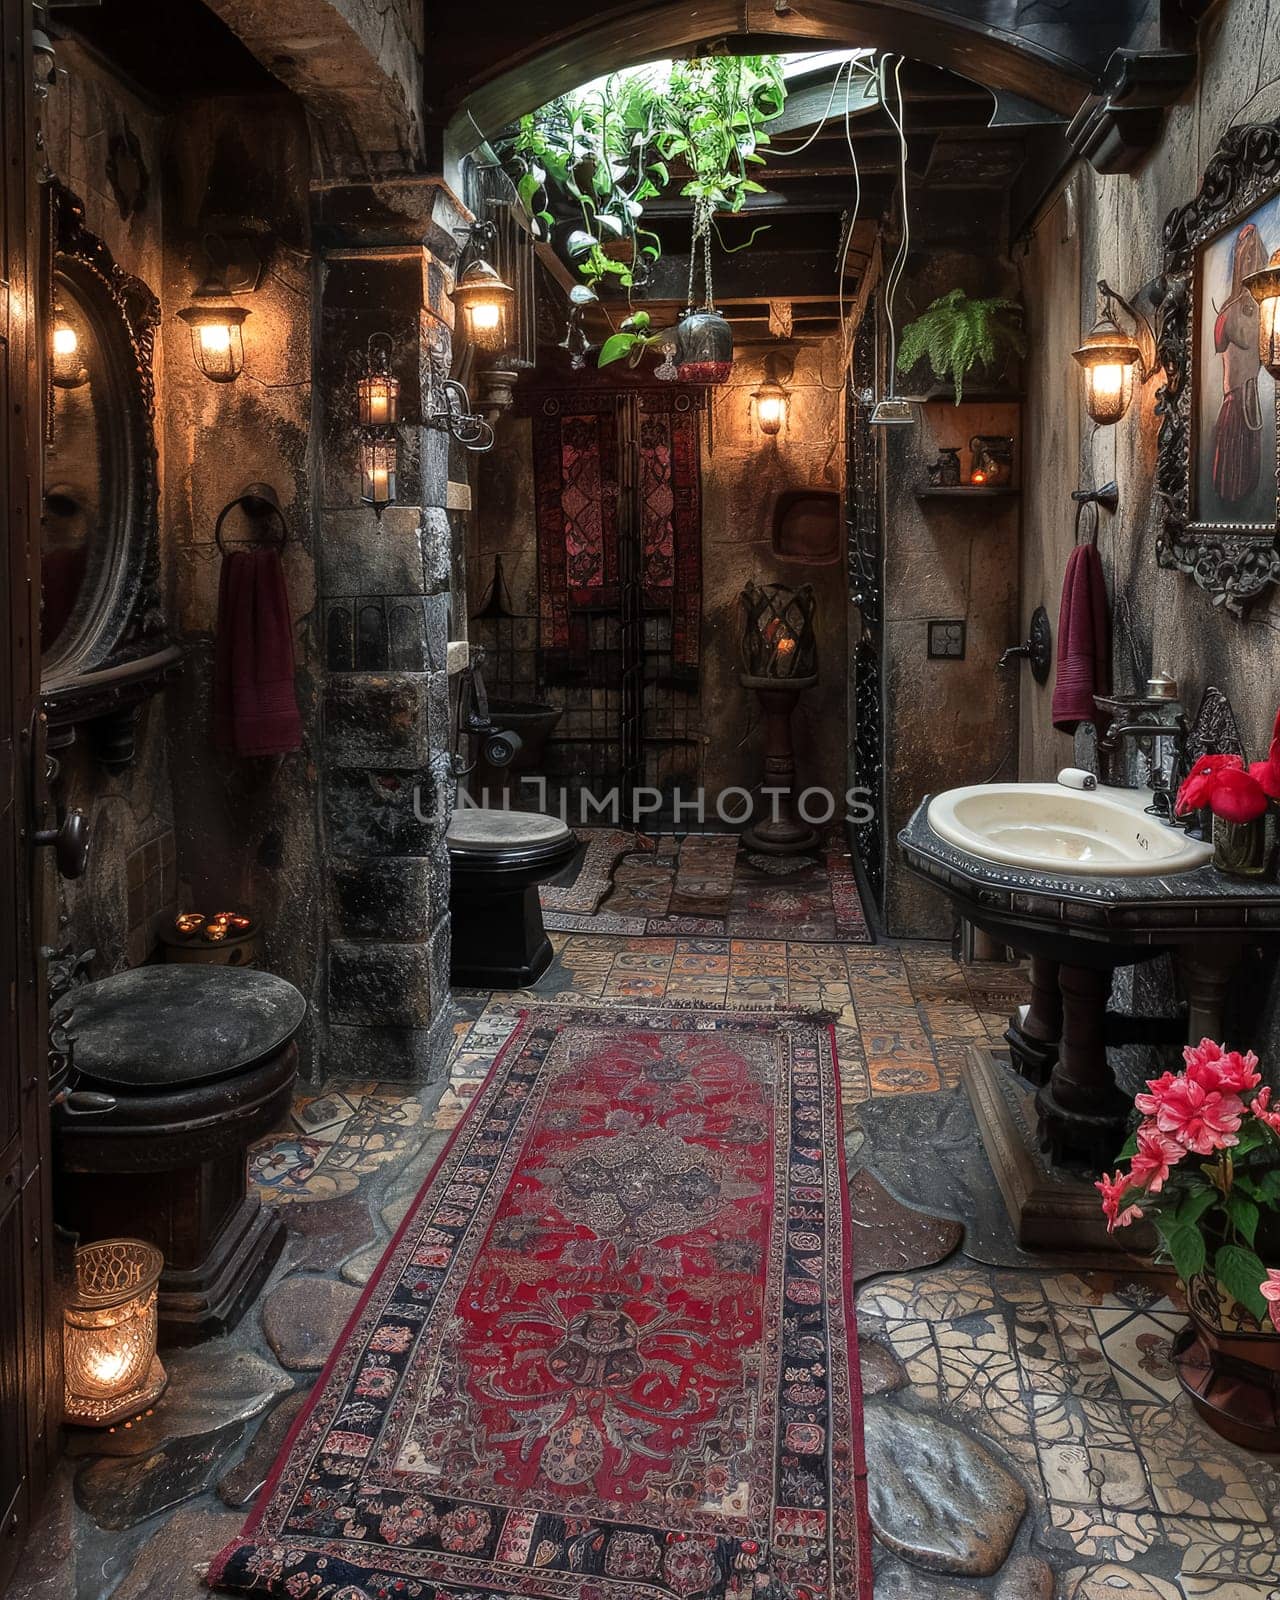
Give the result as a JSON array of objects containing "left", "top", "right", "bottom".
[
  {"left": 896, "top": 288, "right": 1026, "bottom": 401},
  {"left": 499, "top": 54, "right": 787, "bottom": 304}
]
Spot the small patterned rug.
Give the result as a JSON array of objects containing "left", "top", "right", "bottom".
[
  {"left": 540, "top": 828, "right": 642, "bottom": 916},
  {"left": 668, "top": 832, "right": 741, "bottom": 918},
  {"left": 210, "top": 1005, "right": 871, "bottom": 1600}
]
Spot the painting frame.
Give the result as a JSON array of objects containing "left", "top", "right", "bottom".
[{"left": 1155, "top": 117, "right": 1280, "bottom": 614}]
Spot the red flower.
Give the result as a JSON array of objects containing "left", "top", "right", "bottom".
[
  {"left": 1128, "top": 1124, "right": 1184, "bottom": 1193},
  {"left": 1207, "top": 766, "right": 1269, "bottom": 823},
  {"left": 1251, "top": 1086, "right": 1280, "bottom": 1135},
  {"left": 1141, "top": 1074, "right": 1243, "bottom": 1155},
  {"left": 1175, "top": 753, "right": 1243, "bottom": 814},
  {"left": 1249, "top": 759, "right": 1280, "bottom": 800},
  {"left": 1096, "top": 1170, "right": 1143, "bottom": 1233}
]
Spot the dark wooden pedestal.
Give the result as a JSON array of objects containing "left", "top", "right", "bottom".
[
  {"left": 55, "top": 1041, "right": 297, "bottom": 1344},
  {"left": 962, "top": 1045, "right": 1154, "bottom": 1257},
  {"left": 1004, "top": 954, "right": 1062, "bottom": 1084},
  {"left": 740, "top": 674, "right": 819, "bottom": 854}
]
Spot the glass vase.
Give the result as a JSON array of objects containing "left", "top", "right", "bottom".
[{"left": 1211, "top": 812, "right": 1274, "bottom": 878}]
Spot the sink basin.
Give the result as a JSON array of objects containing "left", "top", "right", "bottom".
[{"left": 926, "top": 782, "right": 1214, "bottom": 876}]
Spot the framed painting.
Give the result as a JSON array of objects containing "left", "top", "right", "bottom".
[{"left": 1156, "top": 118, "right": 1280, "bottom": 613}]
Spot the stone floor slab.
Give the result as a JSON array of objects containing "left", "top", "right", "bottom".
[{"left": 262, "top": 1274, "right": 361, "bottom": 1370}]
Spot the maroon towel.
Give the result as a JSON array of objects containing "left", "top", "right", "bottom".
[
  {"left": 1051, "top": 542, "right": 1111, "bottom": 732},
  {"left": 213, "top": 548, "right": 303, "bottom": 757}
]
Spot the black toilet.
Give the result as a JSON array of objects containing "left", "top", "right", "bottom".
[{"left": 447, "top": 808, "right": 577, "bottom": 987}]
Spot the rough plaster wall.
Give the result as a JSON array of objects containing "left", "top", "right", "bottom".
[
  {"left": 162, "top": 96, "right": 325, "bottom": 1070},
  {"left": 1018, "top": 0, "right": 1280, "bottom": 1046},
  {"left": 1020, "top": 3, "right": 1280, "bottom": 777},
  {"left": 701, "top": 343, "right": 848, "bottom": 808},
  {"left": 41, "top": 47, "right": 175, "bottom": 976},
  {"left": 881, "top": 401, "right": 1022, "bottom": 938},
  {"left": 470, "top": 342, "right": 848, "bottom": 816}
]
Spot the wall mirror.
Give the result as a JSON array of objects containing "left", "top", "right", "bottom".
[
  {"left": 41, "top": 182, "right": 179, "bottom": 762},
  {"left": 1156, "top": 116, "right": 1280, "bottom": 615}
]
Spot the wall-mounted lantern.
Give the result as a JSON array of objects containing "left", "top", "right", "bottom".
[
  {"left": 356, "top": 332, "right": 400, "bottom": 426},
  {"left": 178, "top": 284, "right": 250, "bottom": 383},
  {"left": 451, "top": 256, "right": 515, "bottom": 353},
  {"left": 1245, "top": 248, "right": 1280, "bottom": 379},
  {"left": 753, "top": 352, "right": 793, "bottom": 439},
  {"left": 1072, "top": 278, "right": 1156, "bottom": 426},
  {"left": 359, "top": 430, "right": 398, "bottom": 518}
]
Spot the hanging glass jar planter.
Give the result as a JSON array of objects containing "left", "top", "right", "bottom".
[
  {"left": 676, "top": 308, "right": 733, "bottom": 385},
  {"left": 676, "top": 205, "right": 733, "bottom": 385}
]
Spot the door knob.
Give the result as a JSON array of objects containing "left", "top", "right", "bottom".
[{"left": 32, "top": 809, "right": 90, "bottom": 879}]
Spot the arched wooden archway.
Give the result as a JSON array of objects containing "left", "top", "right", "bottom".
[{"left": 446, "top": 0, "right": 1101, "bottom": 147}]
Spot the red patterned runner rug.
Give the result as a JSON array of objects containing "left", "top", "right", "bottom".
[{"left": 209, "top": 1005, "right": 870, "bottom": 1600}]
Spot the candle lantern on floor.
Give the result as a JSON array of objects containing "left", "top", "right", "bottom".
[
  {"left": 63, "top": 1239, "right": 167, "bottom": 1427},
  {"left": 739, "top": 581, "right": 819, "bottom": 854}
]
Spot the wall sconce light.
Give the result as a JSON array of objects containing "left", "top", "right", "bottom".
[
  {"left": 178, "top": 286, "right": 249, "bottom": 383},
  {"left": 1245, "top": 248, "right": 1280, "bottom": 379},
  {"left": 63, "top": 1239, "right": 167, "bottom": 1428},
  {"left": 356, "top": 332, "right": 399, "bottom": 425},
  {"left": 753, "top": 352, "right": 793, "bottom": 438},
  {"left": 1072, "top": 278, "right": 1156, "bottom": 425},
  {"left": 359, "top": 430, "right": 398, "bottom": 518},
  {"left": 450, "top": 224, "right": 515, "bottom": 354},
  {"left": 51, "top": 316, "right": 87, "bottom": 389}
]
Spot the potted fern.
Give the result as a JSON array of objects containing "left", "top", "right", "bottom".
[{"left": 896, "top": 289, "right": 1025, "bottom": 401}]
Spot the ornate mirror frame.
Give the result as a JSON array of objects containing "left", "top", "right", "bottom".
[
  {"left": 41, "top": 182, "right": 180, "bottom": 757},
  {"left": 1155, "top": 117, "right": 1280, "bottom": 615}
]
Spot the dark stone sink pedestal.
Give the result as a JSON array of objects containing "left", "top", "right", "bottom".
[{"left": 900, "top": 800, "right": 1280, "bottom": 1244}]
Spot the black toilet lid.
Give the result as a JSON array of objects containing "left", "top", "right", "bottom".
[{"left": 55, "top": 966, "right": 307, "bottom": 1089}]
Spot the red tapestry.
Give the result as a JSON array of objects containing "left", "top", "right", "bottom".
[
  {"left": 210, "top": 1005, "right": 870, "bottom": 1600},
  {"left": 532, "top": 392, "right": 703, "bottom": 682}
]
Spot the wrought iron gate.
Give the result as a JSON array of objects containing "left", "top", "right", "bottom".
[{"left": 846, "top": 318, "right": 885, "bottom": 913}]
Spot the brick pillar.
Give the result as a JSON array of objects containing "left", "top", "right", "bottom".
[{"left": 316, "top": 237, "right": 459, "bottom": 1080}]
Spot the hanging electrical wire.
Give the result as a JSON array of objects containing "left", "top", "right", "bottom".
[{"left": 879, "top": 52, "right": 910, "bottom": 390}]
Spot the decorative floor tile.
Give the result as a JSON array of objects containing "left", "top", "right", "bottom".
[{"left": 1092, "top": 1306, "right": 1186, "bottom": 1401}]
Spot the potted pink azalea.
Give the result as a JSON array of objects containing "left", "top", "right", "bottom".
[
  {"left": 1099, "top": 1039, "right": 1280, "bottom": 1449},
  {"left": 1175, "top": 706, "right": 1280, "bottom": 876}
]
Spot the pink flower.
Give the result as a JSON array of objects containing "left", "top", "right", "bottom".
[
  {"left": 1128, "top": 1125, "right": 1185, "bottom": 1193},
  {"left": 1175, "top": 753, "right": 1244, "bottom": 814},
  {"left": 1141, "top": 1074, "right": 1243, "bottom": 1155},
  {"left": 1096, "top": 1170, "right": 1143, "bottom": 1233},
  {"left": 1251, "top": 1086, "right": 1280, "bottom": 1135},
  {"left": 1183, "top": 1038, "right": 1262, "bottom": 1094},
  {"left": 1134, "top": 1072, "right": 1180, "bottom": 1118},
  {"left": 1208, "top": 765, "right": 1269, "bottom": 823},
  {"left": 1262, "top": 1269, "right": 1280, "bottom": 1333}
]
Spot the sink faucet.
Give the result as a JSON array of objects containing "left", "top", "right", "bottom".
[{"left": 1095, "top": 716, "right": 1188, "bottom": 822}]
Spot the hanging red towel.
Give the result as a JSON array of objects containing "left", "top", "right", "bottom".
[
  {"left": 1051, "top": 542, "right": 1111, "bottom": 733},
  {"left": 213, "top": 547, "right": 303, "bottom": 757}
]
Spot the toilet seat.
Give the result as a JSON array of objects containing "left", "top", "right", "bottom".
[{"left": 446, "top": 807, "right": 573, "bottom": 857}]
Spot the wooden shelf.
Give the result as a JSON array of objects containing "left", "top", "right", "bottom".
[{"left": 915, "top": 485, "right": 1020, "bottom": 500}]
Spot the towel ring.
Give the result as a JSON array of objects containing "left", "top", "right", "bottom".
[
  {"left": 214, "top": 482, "right": 289, "bottom": 554},
  {"left": 1073, "top": 498, "right": 1100, "bottom": 548}
]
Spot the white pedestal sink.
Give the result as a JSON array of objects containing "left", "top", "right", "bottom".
[{"left": 927, "top": 779, "right": 1213, "bottom": 876}]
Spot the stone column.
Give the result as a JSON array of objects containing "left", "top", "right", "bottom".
[{"left": 316, "top": 228, "right": 461, "bottom": 1080}]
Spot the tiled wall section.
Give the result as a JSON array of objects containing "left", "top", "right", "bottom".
[{"left": 124, "top": 830, "right": 178, "bottom": 968}]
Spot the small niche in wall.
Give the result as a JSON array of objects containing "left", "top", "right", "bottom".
[{"left": 771, "top": 490, "right": 841, "bottom": 565}]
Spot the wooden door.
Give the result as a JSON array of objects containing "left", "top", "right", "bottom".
[{"left": 0, "top": 0, "right": 58, "bottom": 1585}]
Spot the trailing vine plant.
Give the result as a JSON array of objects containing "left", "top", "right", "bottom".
[{"left": 500, "top": 54, "right": 788, "bottom": 315}]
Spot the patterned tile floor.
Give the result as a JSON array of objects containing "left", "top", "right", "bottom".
[{"left": 22, "top": 934, "right": 1280, "bottom": 1599}]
